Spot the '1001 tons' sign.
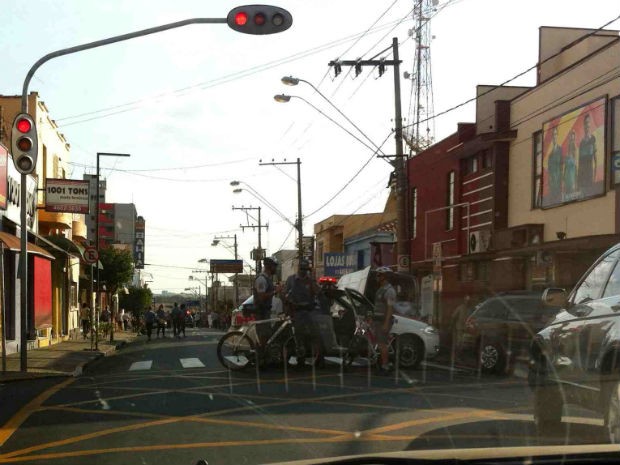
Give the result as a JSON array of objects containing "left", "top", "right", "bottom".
[{"left": 45, "top": 179, "right": 90, "bottom": 214}]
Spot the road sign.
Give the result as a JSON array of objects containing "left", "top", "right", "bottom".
[
  {"left": 397, "top": 254, "right": 409, "bottom": 272},
  {"left": 84, "top": 246, "right": 99, "bottom": 264},
  {"left": 210, "top": 259, "right": 243, "bottom": 274}
]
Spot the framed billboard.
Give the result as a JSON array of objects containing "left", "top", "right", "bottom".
[
  {"left": 541, "top": 96, "right": 606, "bottom": 208},
  {"left": 210, "top": 259, "right": 243, "bottom": 273},
  {"left": 45, "top": 178, "right": 90, "bottom": 213}
]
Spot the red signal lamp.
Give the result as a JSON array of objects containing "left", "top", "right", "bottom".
[
  {"left": 16, "top": 138, "right": 32, "bottom": 152},
  {"left": 234, "top": 11, "right": 248, "bottom": 26},
  {"left": 253, "top": 12, "right": 266, "bottom": 26},
  {"left": 16, "top": 118, "right": 32, "bottom": 133}
]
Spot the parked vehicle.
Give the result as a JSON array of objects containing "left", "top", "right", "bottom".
[
  {"left": 529, "top": 243, "right": 620, "bottom": 442},
  {"left": 460, "top": 292, "right": 560, "bottom": 373}
]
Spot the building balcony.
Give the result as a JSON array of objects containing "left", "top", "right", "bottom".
[{"left": 38, "top": 210, "right": 73, "bottom": 231}]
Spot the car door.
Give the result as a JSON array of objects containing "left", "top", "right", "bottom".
[
  {"left": 504, "top": 297, "right": 541, "bottom": 359},
  {"left": 549, "top": 249, "right": 620, "bottom": 395},
  {"left": 473, "top": 298, "right": 509, "bottom": 345},
  {"left": 344, "top": 288, "right": 375, "bottom": 319}
]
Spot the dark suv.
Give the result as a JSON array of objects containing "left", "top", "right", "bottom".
[
  {"left": 529, "top": 243, "right": 620, "bottom": 442},
  {"left": 461, "top": 292, "right": 559, "bottom": 374}
]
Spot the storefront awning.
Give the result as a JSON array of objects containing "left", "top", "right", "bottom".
[
  {"left": 42, "top": 234, "right": 83, "bottom": 258},
  {"left": 0, "top": 231, "right": 55, "bottom": 260}
]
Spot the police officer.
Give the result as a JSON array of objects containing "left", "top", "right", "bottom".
[
  {"left": 284, "top": 259, "right": 320, "bottom": 368},
  {"left": 253, "top": 257, "right": 281, "bottom": 347}
]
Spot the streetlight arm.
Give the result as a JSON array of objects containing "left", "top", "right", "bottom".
[{"left": 21, "top": 17, "right": 226, "bottom": 112}]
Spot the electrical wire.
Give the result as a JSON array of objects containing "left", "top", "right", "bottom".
[
  {"left": 55, "top": 17, "right": 410, "bottom": 128},
  {"left": 401, "top": 12, "right": 620, "bottom": 131}
]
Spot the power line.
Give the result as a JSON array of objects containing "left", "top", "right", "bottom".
[
  {"left": 55, "top": 17, "right": 410, "bottom": 128},
  {"left": 402, "top": 12, "right": 620, "bottom": 131}
]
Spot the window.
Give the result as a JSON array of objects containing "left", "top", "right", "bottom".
[
  {"left": 482, "top": 150, "right": 493, "bottom": 169},
  {"left": 446, "top": 171, "right": 455, "bottom": 230},
  {"left": 533, "top": 131, "right": 543, "bottom": 208},
  {"left": 573, "top": 250, "right": 619, "bottom": 304},
  {"left": 317, "top": 242, "right": 324, "bottom": 263},
  {"left": 604, "top": 257, "right": 620, "bottom": 298},
  {"left": 475, "top": 299, "right": 507, "bottom": 319},
  {"left": 53, "top": 155, "right": 59, "bottom": 177},
  {"left": 411, "top": 187, "right": 418, "bottom": 238},
  {"left": 468, "top": 156, "right": 478, "bottom": 174}
]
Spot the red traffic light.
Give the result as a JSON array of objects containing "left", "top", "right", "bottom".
[
  {"left": 234, "top": 11, "right": 248, "bottom": 26},
  {"left": 227, "top": 5, "right": 292, "bottom": 35},
  {"left": 16, "top": 118, "right": 31, "bottom": 133}
]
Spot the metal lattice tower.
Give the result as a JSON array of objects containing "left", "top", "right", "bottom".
[{"left": 405, "top": 0, "right": 436, "bottom": 156}]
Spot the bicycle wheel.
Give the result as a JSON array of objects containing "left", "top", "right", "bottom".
[{"left": 217, "top": 331, "right": 256, "bottom": 371}]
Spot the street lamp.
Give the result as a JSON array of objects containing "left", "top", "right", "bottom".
[
  {"left": 280, "top": 75, "right": 386, "bottom": 157},
  {"left": 274, "top": 94, "right": 383, "bottom": 158},
  {"left": 97, "top": 152, "right": 130, "bottom": 347},
  {"left": 230, "top": 181, "right": 295, "bottom": 228}
]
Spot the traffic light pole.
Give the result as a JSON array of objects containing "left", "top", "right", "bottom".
[
  {"left": 328, "top": 37, "right": 409, "bottom": 272},
  {"left": 16, "top": 7, "right": 292, "bottom": 371}
]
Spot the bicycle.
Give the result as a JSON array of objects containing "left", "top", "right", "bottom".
[{"left": 217, "top": 314, "right": 313, "bottom": 371}]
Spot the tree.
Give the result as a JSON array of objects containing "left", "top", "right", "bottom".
[
  {"left": 119, "top": 286, "right": 153, "bottom": 319},
  {"left": 99, "top": 247, "right": 134, "bottom": 295}
]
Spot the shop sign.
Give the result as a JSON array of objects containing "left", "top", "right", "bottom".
[
  {"left": 4, "top": 156, "right": 37, "bottom": 231},
  {"left": 134, "top": 217, "right": 145, "bottom": 269},
  {"left": 45, "top": 178, "right": 90, "bottom": 213},
  {"left": 323, "top": 253, "right": 356, "bottom": 277}
]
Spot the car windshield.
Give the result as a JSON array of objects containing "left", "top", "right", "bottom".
[{"left": 2, "top": 1, "right": 620, "bottom": 465}]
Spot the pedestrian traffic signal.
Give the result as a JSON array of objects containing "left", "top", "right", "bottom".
[
  {"left": 11, "top": 113, "right": 38, "bottom": 175},
  {"left": 227, "top": 5, "right": 292, "bottom": 35}
]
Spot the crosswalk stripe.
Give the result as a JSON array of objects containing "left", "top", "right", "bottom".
[
  {"left": 179, "top": 358, "right": 205, "bottom": 368},
  {"left": 129, "top": 360, "right": 153, "bottom": 371}
]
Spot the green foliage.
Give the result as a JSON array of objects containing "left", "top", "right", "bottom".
[
  {"left": 119, "top": 286, "right": 153, "bottom": 318},
  {"left": 99, "top": 248, "right": 134, "bottom": 295}
]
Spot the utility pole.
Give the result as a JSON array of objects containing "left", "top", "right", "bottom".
[
  {"left": 233, "top": 205, "right": 268, "bottom": 274},
  {"left": 259, "top": 158, "right": 303, "bottom": 262},
  {"left": 329, "top": 37, "right": 409, "bottom": 272}
]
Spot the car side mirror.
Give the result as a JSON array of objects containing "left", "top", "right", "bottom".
[{"left": 542, "top": 288, "right": 567, "bottom": 308}]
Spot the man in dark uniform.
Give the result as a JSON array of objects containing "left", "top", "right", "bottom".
[{"left": 284, "top": 259, "right": 320, "bottom": 368}]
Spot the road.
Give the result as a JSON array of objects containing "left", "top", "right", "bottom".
[{"left": 0, "top": 327, "right": 608, "bottom": 465}]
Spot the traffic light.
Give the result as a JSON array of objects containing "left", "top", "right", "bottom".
[
  {"left": 227, "top": 5, "right": 292, "bottom": 35},
  {"left": 11, "top": 113, "right": 38, "bottom": 175}
]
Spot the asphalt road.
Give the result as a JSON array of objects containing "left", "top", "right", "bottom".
[{"left": 0, "top": 327, "right": 609, "bottom": 465}]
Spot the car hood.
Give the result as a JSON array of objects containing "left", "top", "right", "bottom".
[
  {"left": 393, "top": 314, "right": 433, "bottom": 332},
  {"left": 267, "top": 444, "right": 620, "bottom": 465}
]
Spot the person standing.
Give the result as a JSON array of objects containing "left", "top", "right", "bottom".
[
  {"left": 548, "top": 126, "right": 563, "bottom": 204},
  {"left": 284, "top": 259, "right": 320, "bottom": 368},
  {"left": 253, "top": 257, "right": 281, "bottom": 347},
  {"left": 144, "top": 306, "right": 156, "bottom": 342},
  {"left": 156, "top": 304, "right": 167, "bottom": 338},
  {"left": 578, "top": 113, "right": 597, "bottom": 195},
  {"left": 80, "top": 302, "right": 91, "bottom": 340},
  {"left": 171, "top": 302, "right": 182, "bottom": 339},
  {"left": 179, "top": 304, "right": 187, "bottom": 338},
  {"left": 374, "top": 267, "right": 396, "bottom": 374},
  {"left": 563, "top": 130, "right": 577, "bottom": 198}
]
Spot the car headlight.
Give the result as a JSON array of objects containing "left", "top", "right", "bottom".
[{"left": 423, "top": 326, "right": 438, "bottom": 335}]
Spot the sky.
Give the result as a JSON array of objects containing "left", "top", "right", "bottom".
[{"left": 1, "top": 0, "right": 618, "bottom": 293}]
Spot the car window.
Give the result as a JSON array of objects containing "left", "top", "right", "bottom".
[
  {"left": 474, "top": 299, "right": 508, "bottom": 319},
  {"left": 505, "top": 297, "right": 539, "bottom": 321},
  {"left": 573, "top": 250, "right": 620, "bottom": 304},
  {"left": 345, "top": 288, "right": 374, "bottom": 316},
  {"left": 603, "top": 258, "right": 620, "bottom": 298}
]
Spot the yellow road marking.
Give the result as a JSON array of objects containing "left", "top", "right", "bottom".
[{"left": 0, "top": 377, "right": 75, "bottom": 447}]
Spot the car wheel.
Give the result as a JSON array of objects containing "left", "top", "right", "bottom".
[
  {"left": 606, "top": 379, "right": 620, "bottom": 443},
  {"left": 394, "top": 335, "right": 424, "bottom": 369},
  {"left": 534, "top": 384, "right": 563, "bottom": 438},
  {"left": 479, "top": 341, "right": 505, "bottom": 374}
]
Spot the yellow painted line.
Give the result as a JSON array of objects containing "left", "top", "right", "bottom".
[
  {"left": 0, "top": 437, "right": 352, "bottom": 463},
  {"left": 362, "top": 409, "right": 500, "bottom": 435},
  {"left": 0, "top": 417, "right": 181, "bottom": 459},
  {"left": 187, "top": 416, "right": 347, "bottom": 436},
  {"left": 0, "top": 377, "right": 75, "bottom": 447},
  {"left": 41, "top": 405, "right": 170, "bottom": 420}
]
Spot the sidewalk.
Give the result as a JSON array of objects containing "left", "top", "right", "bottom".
[{"left": 0, "top": 331, "right": 137, "bottom": 382}]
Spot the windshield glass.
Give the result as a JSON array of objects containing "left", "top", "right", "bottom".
[{"left": 2, "top": 1, "right": 620, "bottom": 465}]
